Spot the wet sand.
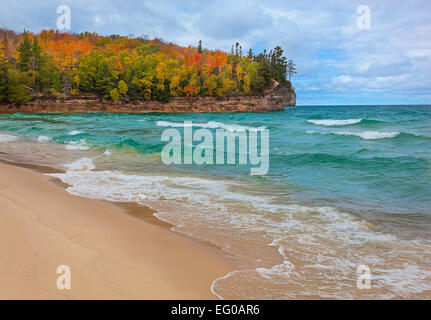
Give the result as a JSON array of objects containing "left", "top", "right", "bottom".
[{"left": 0, "top": 161, "right": 233, "bottom": 299}]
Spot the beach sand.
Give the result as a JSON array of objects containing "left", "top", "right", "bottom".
[{"left": 0, "top": 162, "right": 233, "bottom": 299}]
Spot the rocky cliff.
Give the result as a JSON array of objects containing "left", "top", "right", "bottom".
[{"left": 0, "top": 83, "right": 295, "bottom": 114}]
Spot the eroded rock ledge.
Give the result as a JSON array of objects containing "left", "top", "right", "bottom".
[{"left": 0, "top": 84, "right": 295, "bottom": 114}]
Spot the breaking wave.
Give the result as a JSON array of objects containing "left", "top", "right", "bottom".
[{"left": 156, "top": 121, "right": 266, "bottom": 132}]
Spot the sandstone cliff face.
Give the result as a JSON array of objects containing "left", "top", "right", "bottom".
[{"left": 0, "top": 84, "right": 295, "bottom": 114}]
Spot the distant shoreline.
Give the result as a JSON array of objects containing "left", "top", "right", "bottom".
[{"left": 0, "top": 83, "right": 296, "bottom": 114}]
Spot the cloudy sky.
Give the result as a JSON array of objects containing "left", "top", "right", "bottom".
[{"left": 1, "top": 0, "right": 430, "bottom": 105}]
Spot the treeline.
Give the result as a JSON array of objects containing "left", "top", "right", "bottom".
[{"left": 0, "top": 29, "right": 297, "bottom": 105}]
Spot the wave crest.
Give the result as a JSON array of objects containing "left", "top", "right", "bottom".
[
  {"left": 68, "top": 130, "right": 83, "bottom": 136},
  {"left": 37, "top": 135, "right": 51, "bottom": 143},
  {"left": 156, "top": 121, "right": 266, "bottom": 132},
  {"left": 307, "top": 130, "right": 400, "bottom": 140},
  {"left": 308, "top": 119, "right": 363, "bottom": 126},
  {"left": 63, "top": 157, "right": 95, "bottom": 171},
  {"left": 65, "top": 139, "right": 90, "bottom": 150}
]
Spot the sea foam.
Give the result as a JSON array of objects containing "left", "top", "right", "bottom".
[
  {"left": 65, "top": 139, "right": 90, "bottom": 150},
  {"left": 37, "top": 135, "right": 51, "bottom": 143},
  {"left": 0, "top": 134, "right": 18, "bottom": 142},
  {"left": 307, "top": 119, "right": 363, "bottom": 126},
  {"left": 68, "top": 130, "right": 83, "bottom": 136},
  {"left": 156, "top": 121, "right": 266, "bottom": 132},
  {"left": 336, "top": 131, "right": 400, "bottom": 140},
  {"left": 47, "top": 157, "right": 429, "bottom": 300},
  {"left": 63, "top": 157, "right": 95, "bottom": 171},
  {"left": 307, "top": 130, "right": 400, "bottom": 140}
]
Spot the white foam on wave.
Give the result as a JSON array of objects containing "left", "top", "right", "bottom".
[
  {"left": 49, "top": 168, "right": 227, "bottom": 204},
  {"left": 68, "top": 130, "right": 83, "bottom": 136},
  {"left": 63, "top": 157, "right": 95, "bottom": 171},
  {"left": 65, "top": 139, "right": 90, "bottom": 150},
  {"left": 156, "top": 121, "right": 266, "bottom": 132},
  {"left": 308, "top": 119, "right": 363, "bottom": 126},
  {"left": 0, "top": 134, "right": 18, "bottom": 142},
  {"left": 37, "top": 135, "right": 51, "bottom": 143},
  {"left": 337, "top": 131, "right": 400, "bottom": 140},
  {"left": 47, "top": 159, "right": 430, "bottom": 299},
  {"left": 307, "top": 130, "right": 400, "bottom": 140}
]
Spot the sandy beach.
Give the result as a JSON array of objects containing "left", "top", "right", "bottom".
[{"left": 0, "top": 161, "right": 233, "bottom": 299}]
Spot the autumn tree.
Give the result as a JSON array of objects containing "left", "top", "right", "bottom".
[
  {"left": 1, "top": 34, "right": 11, "bottom": 61},
  {"left": 110, "top": 88, "right": 119, "bottom": 101},
  {"left": 1, "top": 29, "right": 295, "bottom": 102},
  {"left": 118, "top": 79, "right": 128, "bottom": 98}
]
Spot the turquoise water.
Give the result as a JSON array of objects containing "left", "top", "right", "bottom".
[
  {"left": 1, "top": 105, "right": 431, "bottom": 298},
  {"left": 1, "top": 105, "right": 430, "bottom": 217}
]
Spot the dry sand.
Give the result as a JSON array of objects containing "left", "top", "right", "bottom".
[{"left": 0, "top": 162, "right": 233, "bottom": 299}]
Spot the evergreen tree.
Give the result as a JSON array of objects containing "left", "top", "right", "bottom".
[
  {"left": 32, "top": 38, "right": 42, "bottom": 71},
  {"left": 270, "top": 46, "right": 287, "bottom": 84},
  {"left": 0, "top": 57, "right": 9, "bottom": 101},
  {"left": 17, "top": 32, "right": 32, "bottom": 72},
  {"left": 95, "top": 63, "right": 115, "bottom": 97},
  {"left": 37, "top": 53, "right": 55, "bottom": 93},
  {"left": 6, "top": 69, "right": 31, "bottom": 105},
  {"left": 0, "top": 57, "right": 31, "bottom": 104},
  {"left": 50, "top": 68, "right": 62, "bottom": 92},
  {"left": 247, "top": 48, "right": 253, "bottom": 60},
  {"left": 257, "top": 58, "right": 271, "bottom": 88},
  {"left": 62, "top": 71, "right": 73, "bottom": 95},
  {"left": 198, "top": 40, "right": 203, "bottom": 54},
  {"left": 287, "top": 59, "right": 297, "bottom": 82}
]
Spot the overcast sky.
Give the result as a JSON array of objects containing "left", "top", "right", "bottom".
[{"left": 1, "top": 0, "right": 430, "bottom": 105}]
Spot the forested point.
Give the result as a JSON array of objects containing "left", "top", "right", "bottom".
[{"left": 0, "top": 29, "right": 297, "bottom": 105}]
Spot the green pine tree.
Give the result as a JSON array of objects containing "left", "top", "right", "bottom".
[
  {"left": 247, "top": 48, "right": 253, "bottom": 60},
  {"left": 6, "top": 69, "right": 31, "bottom": 105},
  {"left": 50, "top": 68, "right": 62, "bottom": 92},
  {"left": 16, "top": 32, "right": 33, "bottom": 72},
  {"left": 0, "top": 57, "right": 9, "bottom": 102},
  {"left": 257, "top": 58, "right": 272, "bottom": 87},
  {"left": 32, "top": 38, "right": 42, "bottom": 71},
  {"left": 286, "top": 59, "right": 297, "bottom": 82},
  {"left": 270, "top": 46, "right": 288, "bottom": 84}
]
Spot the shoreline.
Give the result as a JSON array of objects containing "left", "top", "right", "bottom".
[
  {"left": 0, "top": 160, "right": 234, "bottom": 299},
  {"left": 0, "top": 82, "right": 296, "bottom": 114},
  {"left": 1, "top": 106, "right": 430, "bottom": 299}
]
